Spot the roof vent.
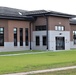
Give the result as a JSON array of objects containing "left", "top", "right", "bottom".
[{"left": 18, "top": 12, "right": 22, "bottom": 15}]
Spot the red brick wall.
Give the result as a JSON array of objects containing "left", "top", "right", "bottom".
[
  {"left": 33, "top": 16, "right": 70, "bottom": 31},
  {"left": 48, "top": 16, "right": 70, "bottom": 31},
  {"left": 8, "top": 20, "right": 30, "bottom": 42},
  {"left": 0, "top": 19, "right": 8, "bottom": 42},
  {"left": 70, "top": 25, "right": 76, "bottom": 41}
]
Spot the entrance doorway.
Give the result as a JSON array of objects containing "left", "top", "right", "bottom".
[{"left": 56, "top": 37, "right": 65, "bottom": 50}]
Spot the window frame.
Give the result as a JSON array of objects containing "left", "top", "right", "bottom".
[
  {"left": 25, "top": 28, "right": 29, "bottom": 46},
  {"left": 0, "top": 27, "right": 4, "bottom": 46},
  {"left": 35, "top": 25, "right": 46, "bottom": 31},
  {"left": 73, "top": 31, "right": 76, "bottom": 44},
  {"left": 14, "top": 28, "right": 17, "bottom": 46},
  {"left": 55, "top": 25, "right": 65, "bottom": 31},
  {"left": 20, "top": 28, "right": 23, "bottom": 46},
  {"left": 42, "top": 36, "right": 47, "bottom": 46},
  {"left": 36, "top": 36, "right": 40, "bottom": 46}
]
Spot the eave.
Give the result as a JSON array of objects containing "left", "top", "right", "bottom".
[{"left": 0, "top": 15, "right": 34, "bottom": 21}]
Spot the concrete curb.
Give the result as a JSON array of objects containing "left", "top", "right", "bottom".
[{"left": 4, "top": 66, "right": 76, "bottom": 75}]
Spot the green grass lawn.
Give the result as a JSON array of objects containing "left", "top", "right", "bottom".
[
  {"left": 32, "top": 69, "right": 76, "bottom": 75},
  {"left": 0, "top": 50, "right": 76, "bottom": 74}
]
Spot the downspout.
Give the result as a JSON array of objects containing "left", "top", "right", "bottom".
[
  {"left": 45, "top": 16, "right": 49, "bottom": 50},
  {"left": 29, "top": 16, "right": 36, "bottom": 50},
  {"left": 29, "top": 22, "right": 32, "bottom": 50}
]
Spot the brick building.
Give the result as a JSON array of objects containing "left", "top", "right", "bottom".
[{"left": 0, "top": 7, "right": 75, "bottom": 52}]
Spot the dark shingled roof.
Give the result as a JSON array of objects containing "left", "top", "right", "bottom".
[
  {"left": 0, "top": 6, "right": 34, "bottom": 21},
  {"left": 25, "top": 10, "right": 48, "bottom": 15},
  {"left": 70, "top": 19, "right": 76, "bottom": 25},
  {"left": 25, "top": 10, "right": 76, "bottom": 18},
  {"left": 0, "top": 7, "right": 75, "bottom": 21},
  {"left": 0, "top": 6, "right": 28, "bottom": 16}
]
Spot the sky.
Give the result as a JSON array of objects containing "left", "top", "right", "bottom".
[{"left": 0, "top": 0, "right": 76, "bottom": 15}]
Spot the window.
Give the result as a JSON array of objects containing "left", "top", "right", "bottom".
[
  {"left": 55, "top": 26, "right": 65, "bottom": 31},
  {"left": 0, "top": 28, "right": 4, "bottom": 46},
  {"left": 43, "top": 36, "right": 47, "bottom": 46},
  {"left": 36, "top": 36, "right": 40, "bottom": 46},
  {"left": 35, "top": 25, "right": 46, "bottom": 31},
  {"left": 14, "top": 28, "right": 17, "bottom": 46},
  {"left": 73, "top": 31, "right": 76, "bottom": 44},
  {"left": 20, "top": 28, "right": 23, "bottom": 46},
  {"left": 25, "top": 28, "right": 28, "bottom": 46}
]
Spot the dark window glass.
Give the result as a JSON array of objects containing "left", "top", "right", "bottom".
[
  {"left": 20, "top": 28, "right": 23, "bottom": 46},
  {"left": 35, "top": 25, "right": 46, "bottom": 31},
  {"left": 55, "top": 26, "right": 65, "bottom": 31},
  {"left": 25, "top": 28, "right": 28, "bottom": 46},
  {"left": 0, "top": 28, "right": 4, "bottom": 46},
  {"left": 14, "top": 28, "right": 17, "bottom": 46},
  {"left": 36, "top": 36, "right": 40, "bottom": 46},
  {"left": 43, "top": 36, "right": 47, "bottom": 46},
  {"left": 73, "top": 31, "right": 76, "bottom": 44}
]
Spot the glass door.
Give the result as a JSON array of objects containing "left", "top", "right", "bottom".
[{"left": 56, "top": 37, "right": 65, "bottom": 50}]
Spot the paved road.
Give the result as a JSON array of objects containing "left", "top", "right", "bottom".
[{"left": 4, "top": 66, "right": 76, "bottom": 75}]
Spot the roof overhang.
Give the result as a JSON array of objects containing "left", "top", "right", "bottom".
[
  {"left": 26, "top": 11, "right": 76, "bottom": 18},
  {"left": 0, "top": 15, "right": 34, "bottom": 21}
]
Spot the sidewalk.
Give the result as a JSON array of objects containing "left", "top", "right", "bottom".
[
  {"left": 4, "top": 66, "right": 76, "bottom": 75},
  {"left": 0, "top": 51, "right": 49, "bottom": 57}
]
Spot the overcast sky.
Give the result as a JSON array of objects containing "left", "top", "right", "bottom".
[{"left": 0, "top": 0, "right": 76, "bottom": 15}]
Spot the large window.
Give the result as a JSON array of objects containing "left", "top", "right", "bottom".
[
  {"left": 73, "top": 31, "right": 76, "bottom": 44},
  {"left": 20, "top": 28, "right": 23, "bottom": 46},
  {"left": 35, "top": 25, "right": 46, "bottom": 31},
  {"left": 36, "top": 36, "right": 40, "bottom": 46},
  {"left": 43, "top": 36, "right": 47, "bottom": 46},
  {"left": 55, "top": 26, "right": 65, "bottom": 31},
  {"left": 25, "top": 28, "right": 28, "bottom": 46},
  {"left": 14, "top": 28, "right": 17, "bottom": 46},
  {"left": 0, "top": 28, "right": 4, "bottom": 46}
]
